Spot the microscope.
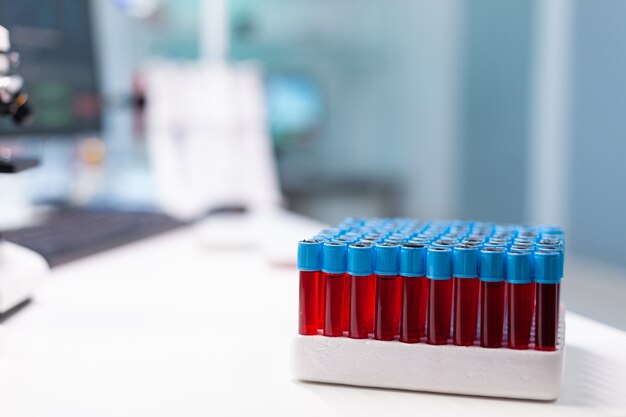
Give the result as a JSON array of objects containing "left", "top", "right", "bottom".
[{"left": 0, "top": 25, "right": 48, "bottom": 325}]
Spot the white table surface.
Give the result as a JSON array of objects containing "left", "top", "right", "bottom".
[{"left": 0, "top": 215, "right": 625, "bottom": 416}]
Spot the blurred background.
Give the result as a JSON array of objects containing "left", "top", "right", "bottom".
[{"left": 1, "top": 0, "right": 625, "bottom": 327}]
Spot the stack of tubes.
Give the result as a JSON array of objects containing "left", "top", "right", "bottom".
[{"left": 298, "top": 218, "right": 564, "bottom": 351}]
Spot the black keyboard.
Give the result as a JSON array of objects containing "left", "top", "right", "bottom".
[{"left": 3, "top": 209, "right": 187, "bottom": 267}]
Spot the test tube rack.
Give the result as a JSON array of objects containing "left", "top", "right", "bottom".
[
  {"left": 291, "top": 305, "right": 565, "bottom": 400},
  {"left": 292, "top": 218, "right": 566, "bottom": 400},
  {"left": 0, "top": 326, "right": 5, "bottom": 356}
]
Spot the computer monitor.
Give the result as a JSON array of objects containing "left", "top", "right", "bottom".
[{"left": 0, "top": 0, "right": 100, "bottom": 136}]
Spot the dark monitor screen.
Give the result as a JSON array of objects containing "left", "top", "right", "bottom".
[{"left": 0, "top": 0, "right": 100, "bottom": 136}]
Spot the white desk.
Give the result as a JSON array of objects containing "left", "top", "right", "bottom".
[{"left": 0, "top": 218, "right": 625, "bottom": 416}]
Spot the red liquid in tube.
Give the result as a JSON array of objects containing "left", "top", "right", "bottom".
[
  {"left": 535, "top": 282, "right": 560, "bottom": 351},
  {"left": 323, "top": 273, "right": 346, "bottom": 337},
  {"left": 298, "top": 270, "right": 319, "bottom": 335},
  {"left": 317, "top": 273, "right": 325, "bottom": 328},
  {"left": 480, "top": 280, "right": 505, "bottom": 348},
  {"left": 400, "top": 276, "right": 428, "bottom": 343},
  {"left": 453, "top": 277, "right": 480, "bottom": 346},
  {"left": 507, "top": 282, "right": 534, "bottom": 349},
  {"left": 367, "top": 274, "right": 376, "bottom": 332},
  {"left": 427, "top": 278, "right": 453, "bottom": 345},
  {"left": 349, "top": 275, "right": 372, "bottom": 338},
  {"left": 343, "top": 277, "right": 350, "bottom": 331},
  {"left": 374, "top": 275, "right": 402, "bottom": 341}
]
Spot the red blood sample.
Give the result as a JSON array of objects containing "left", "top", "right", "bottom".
[
  {"left": 317, "top": 273, "right": 325, "bottom": 328},
  {"left": 535, "top": 282, "right": 560, "bottom": 351},
  {"left": 367, "top": 274, "right": 376, "bottom": 332},
  {"left": 480, "top": 280, "right": 505, "bottom": 348},
  {"left": 400, "top": 276, "right": 428, "bottom": 343},
  {"left": 427, "top": 278, "right": 453, "bottom": 345},
  {"left": 374, "top": 274, "right": 402, "bottom": 340},
  {"left": 507, "top": 281, "right": 535, "bottom": 349},
  {"left": 453, "top": 277, "right": 480, "bottom": 346},
  {"left": 349, "top": 274, "right": 372, "bottom": 338},
  {"left": 298, "top": 270, "right": 319, "bottom": 335},
  {"left": 343, "top": 276, "right": 351, "bottom": 331},
  {"left": 323, "top": 272, "right": 347, "bottom": 337}
]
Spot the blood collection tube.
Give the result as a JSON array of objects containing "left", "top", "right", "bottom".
[
  {"left": 348, "top": 242, "right": 375, "bottom": 338},
  {"left": 336, "top": 236, "right": 359, "bottom": 331},
  {"left": 452, "top": 244, "right": 480, "bottom": 346},
  {"left": 479, "top": 247, "right": 506, "bottom": 348},
  {"left": 297, "top": 239, "right": 323, "bottom": 335},
  {"left": 432, "top": 239, "right": 456, "bottom": 248},
  {"left": 537, "top": 241, "right": 564, "bottom": 280},
  {"left": 534, "top": 250, "right": 562, "bottom": 351},
  {"left": 399, "top": 243, "right": 428, "bottom": 343},
  {"left": 427, "top": 246, "right": 453, "bottom": 345},
  {"left": 463, "top": 237, "right": 484, "bottom": 245},
  {"left": 374, "top": 242, "right": 402, "bottom": 341},
  {"left": 322, "top": 241, "right": 348, "bottom": 337},
  {"left": 506, "top": 250, "right": 534, "bottom": 349}
]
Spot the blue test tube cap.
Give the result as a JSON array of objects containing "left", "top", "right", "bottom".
[
  {"left": 298, "top": 239, "right": 323, "bottom": 271},
  {"left": 333, "top": 235, "right": 359, "bottom": 244},
  {"left": 534, "top": 250, "right": 562, "bottom": 283},
  {"left": 432, "top": 239, "right": 456, "bottom": 248},
  {"left": 538, "top": 239, "right": 562, "bottom": 248},
  {"left": 484, "top": 241, "right": 507, "bottom": 249},
  {"left": 347, "top": 242, "right": 374, "bottom": 276},
  {"left": 400, "top": 242, "right": 427, "bottom": 277},
  {"left": 506, "top": 250, "right": 532, "bottom": 284},
  {"left": 374, "top": 242, "right": 400, "bottom": 275},
  {"left": 480, "top": 247, "right": 507, "bottom": 282},
  {"left": 426, "top": 246, "right": 452, "bottom": 280},
  {"left": 453, "top": 244, "right": 479, "bottom": 278},
  {"left": 536, "top": 246, "right": 564, "bottom": 279},
  {"left": 511, "top": 243, "right": 535, "bottom": 252},
  {"left": 322, "top": 241, "right": 348, "bottom": 274}
]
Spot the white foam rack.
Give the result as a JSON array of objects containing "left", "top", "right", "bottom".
[
  {"left": 291, "top": 306, "right": 565, "bottom": 401},
  {"left": 0, "top": 326, "right": 5, "bottom": 356}
]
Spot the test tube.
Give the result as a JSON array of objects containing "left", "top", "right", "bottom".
[
  {"left": 452, "top": 244, "right": 480, "bottom": 346},
  {"left": 506, "top": 250, "right": 534, "bottom": 349},
  {"left": 534, "top": 250, "right": 562, "bottom": 351},
  {"left": 322, "top": 241, "right": 348, "bottom": 337},
  {"left": 432, "top": 239, "right": 456, "bottom": 248},
  {"left": 399, "top": 242, "right": 428, "bottom": 343},
  {"left": 427, "top": 246, "right": 453, "bottom": 345},
  {"left": 480, "top": 247, "right": 506, "bottom": 348},
  {"left": 374, "top": 242, "right": 402, "bottom": 341},
  {"left": 348, "top": 242, "right": 375, "bottom": 339},
  {"left": 297, "top": 239, "right": 323, "bottom": 335}
]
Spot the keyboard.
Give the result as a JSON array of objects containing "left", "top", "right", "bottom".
[{"left": 3, "top": 209, "right": 187, "bottom": 267}]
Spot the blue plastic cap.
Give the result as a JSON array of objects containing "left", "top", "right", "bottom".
[
  {"left": 322, "top": 241, "right": 347, "bottom": 274},
  {"left": 536, "top": 246, "right": 564, "bottom": 279},
  {"left": 374, "top": 243, "right": 400, "bottom": 275},
  {"left": 506, "top": 251, "right": 532, "bottom": 283},
  {"left": 484, "top": 242, "right": 507, "bottom": 249},
  {"left": 480, "top": 247, "right": 506, "bottom": 281},
  {"left": 400, "top": 243, "right": 427, "bottom": 277},
  {"left": 348, "top": 242, "right": 374, "bottom": 276},
  {"left": 409, "top": 237, "right": 431, "bottom": 244},
  {"left": 511, "top": 243, "right": 534, "bottom": 252},
  {"left": 534, "top": 250, "right": 562, "bottom": 283},
  {"left": 453, "top": 244, "right": 479, "bottom": 278},
  {"left": 426, "top": 246, "right": 452, "bottom": 280},
  {"left": 298, "top": 239, "right": 323, "bottom": 271},
  {"left": 432, "top": 239, "right": 457, "bottom": 247}
]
